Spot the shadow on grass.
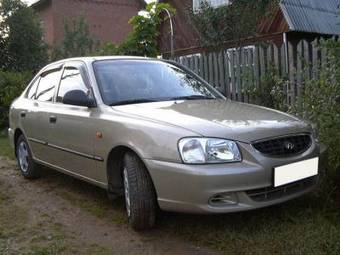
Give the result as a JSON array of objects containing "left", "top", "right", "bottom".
[{"left": 35, "top": 165, "right": 340, "bottom": 255}]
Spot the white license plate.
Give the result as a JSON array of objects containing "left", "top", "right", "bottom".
[{"left": 274, "top": 157, "right": 319, "bottom": 187}]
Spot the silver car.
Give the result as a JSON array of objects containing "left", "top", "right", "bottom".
[{"left": 9, "top": 57, "right": 325, "bottom": 230}]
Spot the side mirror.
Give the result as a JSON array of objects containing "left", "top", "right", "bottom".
[{"left": 62, "top": 90, "right": 95, "bottom": 107}]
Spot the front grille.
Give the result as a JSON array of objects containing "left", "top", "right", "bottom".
[
  {"left": 246, "top": 177, "right": 317, "bottom": 202},
  {"left": 252, "top": 134, "right": 312, "bottom": 156}
]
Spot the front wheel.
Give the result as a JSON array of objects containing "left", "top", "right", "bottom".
[
  {"left": 16, "top": 134, "right": 40, "bottom": 179},
  {"left": 123, "top": 152, "right": 157, "bottom": 230}
]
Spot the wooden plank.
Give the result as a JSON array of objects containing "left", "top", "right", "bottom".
[
  {"left": 182, "top": 56, "right": 188, "bottom": 67},
  {"left": 203, "top": 53, "right": 209, "bottom": 81},
  {"left": 296, "top": 40, "right": 303, "bottom": 98},
  {"left": 312, "top": 39, "right": 319, "bottom": 79},
  {"left": 235, "top": 48, "right": 241, "bottom": 101},
  {"left": 267, "top": 44, "right": 274, "bottom": 66},
  {"left": 194, "top": 55, "right": 199, "bottom": 75},
  {"left": 288, "top": 41, "right": 296, "bottom": 105},
  {"left": 245, "top": 48, "right": 255, "bottom": 103},
  {"left": 280, "top": 44, "right": 288, "bottom": 105},
  {"left": 208, "top": 52, "right": 214, "bottom": 85},
  {"left": 224, "top": 50, "right": 231, "bottom": 99},
  {"left": 273, "top": 44, "right": 280, "bottom": 73},
  {"left": 303, "top": 40, "right": 311, "bottom": 80},
  {"left": 253, "top": 45, "right": 260, "bottom": 100},
  {"left": 189, "top": 56, "right": 194, "bottom": 71},
  {"left": 230, "top": 50, "right": 236, "bottom": 100},
  {"left": 259, "top": 45, "right": 266, "bottom": 78},
  {"left": 213, "top": 52, "right": 219, "bottom": 90},
  {"left": 280, "top": 44, "right": 287, "bottom": 76},
  {"left": 218, "top": 51, "right": 226, "bottom": 95},
  {"left": 199, "top": 53, "right": 204, "bottom": 77}
]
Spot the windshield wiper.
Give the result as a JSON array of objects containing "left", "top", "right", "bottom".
[
  {"left": 168, "top": 95, "right": 215, "bottom": 101},
  {"left": 109, "top": 99, "right": 158, "bottom": 106}
]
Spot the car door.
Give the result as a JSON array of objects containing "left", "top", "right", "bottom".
[
  {"left": 26, "top": 67, "right": 63, "bottom": 162},
  {"left": 45, "top": 62, "right": 100, "bottom": 182}
]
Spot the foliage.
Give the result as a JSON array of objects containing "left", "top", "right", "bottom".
[
  {"left": 98, "top": 3, "right": 175, "bottom": 57},
  {"left": 188, "top": 0, "right": 275, "bottom": 47},
  {"left": 0, "top": 0, "right": 48, "bottom": 72},
  {"left": 98, "top": 43, "right": 121, "bottom": 56},
  {"left": 52, "top": 16, "right": 99, "bottom": 60},
  {"left": 292, "top": 40, "right": 340, "bottom": 171},
  {"left": 246, "top": 64, "right": 287, "bottom": 111},
  {"left": 0, "top": 70, "right": 32, "bottom": 127}
]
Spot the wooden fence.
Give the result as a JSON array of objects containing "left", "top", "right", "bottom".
[{"left": 168, "top": 38, "right": 335, "bottom": 105}]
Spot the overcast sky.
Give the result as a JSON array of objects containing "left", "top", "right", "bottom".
[{"left": 24, "top": 0, "right": 155, "bottom": 5}]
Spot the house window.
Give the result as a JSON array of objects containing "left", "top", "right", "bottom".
[{"left": 193, "top": 0, "right": 230, "bottom": 11}]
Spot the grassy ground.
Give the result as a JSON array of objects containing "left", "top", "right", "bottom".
[
  {"left": 0, "top": 132, "right": 14, "bottom": 160},
  {"left": 0, "top": 132, "right": 339, "bottom": 254}
]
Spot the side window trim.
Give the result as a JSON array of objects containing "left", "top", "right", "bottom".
[
  {"left": 55, "top": 66, "right": 67, "bottom": 104},
  {"left": 25, "top": 76, "right": 41, "bottom": 100}
]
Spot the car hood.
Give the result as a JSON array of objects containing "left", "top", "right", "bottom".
[{"left": 113, "top": 99, "right": 311, "bottom": 143}]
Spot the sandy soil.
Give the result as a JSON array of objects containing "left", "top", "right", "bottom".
[{"left": 0, "top": 157, "right": 219, "bottom": 255}]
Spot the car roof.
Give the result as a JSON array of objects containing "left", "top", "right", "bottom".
[
  {"left": 53, "top": 56, "right": 157, "bottom": 65},
  {"left": 40, "top": 56, "right": 163, "bottom": 74}
]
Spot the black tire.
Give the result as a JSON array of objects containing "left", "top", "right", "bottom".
[
  {"left": 16, "top": 134, "right": 40, "bottom": 179},
  {"left": 123, "top": 152, "right": 157, "bottom": 230}
]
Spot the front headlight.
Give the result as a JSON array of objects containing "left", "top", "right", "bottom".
[{"left": 178, "top": 138, "right": 242, "bottom": 164}]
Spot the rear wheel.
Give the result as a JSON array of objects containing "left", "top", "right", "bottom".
[
  {"left": 16, "top": 135, "right": 40, "bottom": 179},
  {"left": 123, "top": 152, "right": 157, "bottom": 230}
]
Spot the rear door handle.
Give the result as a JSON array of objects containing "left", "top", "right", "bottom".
[
  {"left": 49, "top": 116, "right": 57, "bottom": 124},
  {"left": 20, "top": 111, "right": 26, "bottom": 118}
]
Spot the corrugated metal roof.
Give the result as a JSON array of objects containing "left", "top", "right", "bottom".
[{"left": 280, "top": 0, "right": 340, "bottom": 35}]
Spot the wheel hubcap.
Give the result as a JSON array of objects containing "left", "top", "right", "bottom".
[
  {"left": 18, "top": 141, "right": 29, "bottom": 173},
  {"left": 123, "top": 167, "right": 131, "bottom": 217}
]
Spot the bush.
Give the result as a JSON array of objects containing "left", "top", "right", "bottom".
[
  {"left": 0, "top": 70, "right": 32, "bottom": 127},
  {"left": 247, "top": 64, "right": 287, "bottom": 111},
  {"left": 292, "top": 40, "right": 340, "bottom": 172}
]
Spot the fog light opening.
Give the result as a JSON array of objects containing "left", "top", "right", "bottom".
[{"left": 209, "top": 193, "right": 238, "bottom": 206}]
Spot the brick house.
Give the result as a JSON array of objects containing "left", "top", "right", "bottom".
[{"left": 31, "top": 0, "right": 145, "bottom": 46}]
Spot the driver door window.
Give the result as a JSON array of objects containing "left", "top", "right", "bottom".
[{"left": 57, "top": 67, "right": 88, "bottom": 103}]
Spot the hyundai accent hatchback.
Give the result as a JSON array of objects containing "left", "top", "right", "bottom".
[{"left": 9, "top": 57, "right": 323, "bottom": 230}]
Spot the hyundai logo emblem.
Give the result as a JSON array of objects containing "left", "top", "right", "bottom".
[{"left": 284, "top": 141, "right": 295, "bottom": 150}]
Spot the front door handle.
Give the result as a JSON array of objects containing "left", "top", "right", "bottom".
[
  {"left": 49, "top": 116, "right": 57, "bottom": 124},
  {"left": 20, "top": 111, "right": 26, "bottom": 118}
]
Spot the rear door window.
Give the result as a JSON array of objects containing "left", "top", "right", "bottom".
[
  {"left": 36, "top": 69, "right": 62, "bottom": 102},
  {"left": 26, "top": 78, "right": 40, "bottom": 100}
]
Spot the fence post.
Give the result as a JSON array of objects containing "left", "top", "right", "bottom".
[
  {"left": 288, "top": 41, "right": 296, "bottom": 105},
  {"left": 223, "top": 50, "right": 231, "bottom": 98},
  {"left": 296, "top": 40, "right": 303, "bottom": 98}
]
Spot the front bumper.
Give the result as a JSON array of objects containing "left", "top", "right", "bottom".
[{"left": 145, "top": 141, "right": 326, "bottom": 214}]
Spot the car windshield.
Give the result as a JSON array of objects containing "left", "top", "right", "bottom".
[{"left": 93, "top": 60, "right": 222, "bottom": 106}]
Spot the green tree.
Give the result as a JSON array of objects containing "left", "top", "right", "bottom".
[
  {"left": 0, "top": 0, "right": 48, "bottom": 72},
  {"left": 52, "top": 16, "right": 98, "bottom": 60},
  {"left": 99, "top": 2, "right": 175, "bottom": 57},
  {"left": 189, "top": 0, "right": 274, "bottom": 47}
]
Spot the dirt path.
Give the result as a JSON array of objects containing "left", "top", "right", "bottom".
[{"left": 0, "top": 157, "right": 219, "bottom": 255}]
